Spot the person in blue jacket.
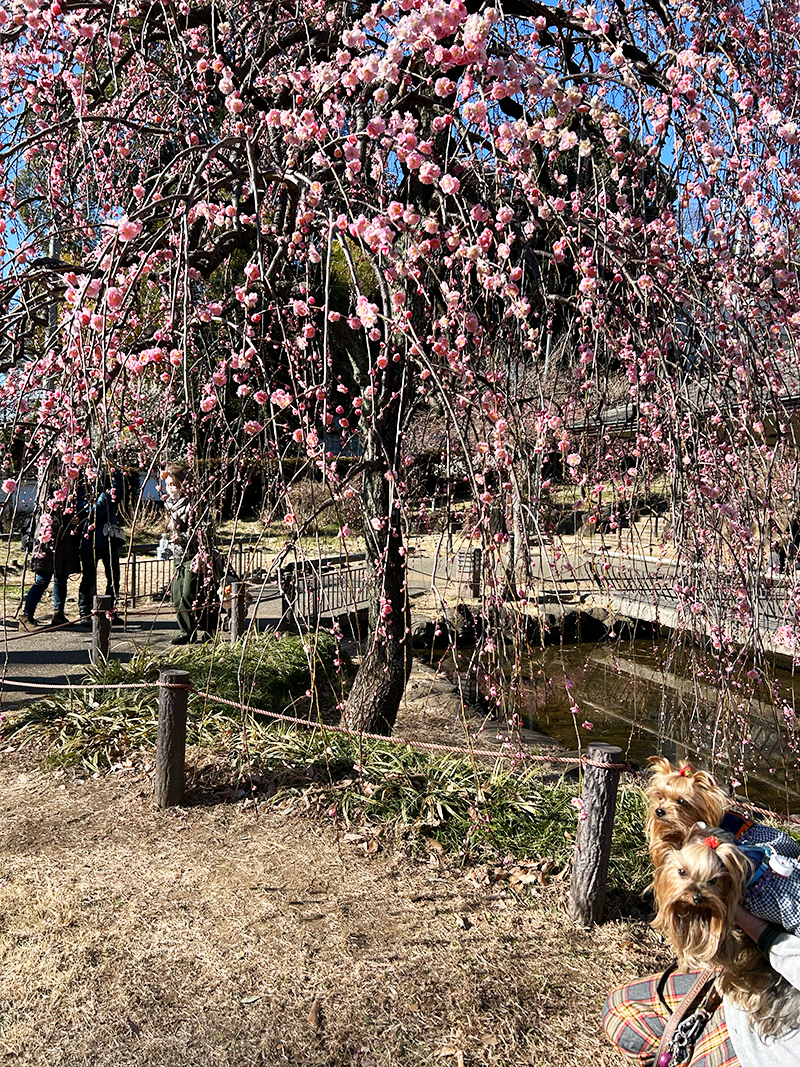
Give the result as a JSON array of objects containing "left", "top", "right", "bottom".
[{"left": 78, "top": 471, "right": 124, "bottom": 627}]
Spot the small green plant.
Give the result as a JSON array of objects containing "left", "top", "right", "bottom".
[{"left": 1, "top": 632, "right": 353, "bottom": 770}]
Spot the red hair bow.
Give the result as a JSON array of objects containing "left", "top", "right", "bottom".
[
  {"left": 704, "top": 836, "right": 720, "bottom": 850},
  {"left": 679, "top": 767, "right": 692, "bottom": 777}
]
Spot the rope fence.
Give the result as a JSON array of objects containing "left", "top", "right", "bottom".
[
  {"left": 0, "top": 668, "right": 796, "bottom": 825},
  {"left": 0, "top": 662, "right": 795, "bottom": 924}
]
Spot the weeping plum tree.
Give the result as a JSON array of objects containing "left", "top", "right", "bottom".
[{"left": 3, "top": 0, "right": 800, "bottom": 747}]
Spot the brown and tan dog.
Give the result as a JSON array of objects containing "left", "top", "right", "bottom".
[{"left": 644, "top": 756, "right": 728, "bottom": 867}]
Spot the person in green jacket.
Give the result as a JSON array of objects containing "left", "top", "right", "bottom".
[{"left": 162, "top": 461, "right": 219, "bottom": 645}]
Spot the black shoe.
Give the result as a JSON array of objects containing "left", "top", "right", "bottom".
[
  {"left": 51, "top": 612, "right": 69, "bottom": 627},
  {"left": 18, "top": 614, "right": 38, "bottom": 632},
  {"left": 170, "top": 634, "right": 190, "bottom": 645}
]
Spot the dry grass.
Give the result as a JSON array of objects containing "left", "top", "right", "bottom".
[{"left": 0, "top": 748, "right": 669, "bottom": 1067}]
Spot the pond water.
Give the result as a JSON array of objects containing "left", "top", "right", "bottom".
[{"left": 442, "top": 638, "right": 800, "bottom": 813}]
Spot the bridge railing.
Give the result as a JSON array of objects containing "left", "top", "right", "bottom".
[
  {"left": 278, "top": 554, "right": 370, "bottom": 623},
  {"left": 118, "top": 539, "right": 273, "bottom": 607},
  {"left": 588, "top": 548, "right": 800, "bottom": 634}
]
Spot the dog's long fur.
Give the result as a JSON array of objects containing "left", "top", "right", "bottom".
[
  {"left": 653, "top": 826, "right": 800, "bottom": 1038},
  {"left": 644, "top": 757, "right": 728, "bottom": 867}
]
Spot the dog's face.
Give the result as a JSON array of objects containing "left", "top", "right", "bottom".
[
  {"left": 645, "top": 757, "right": 728, "bottom": 859},
  {"left": 652, "top": 827, "right": 749, "bottom": 967}
]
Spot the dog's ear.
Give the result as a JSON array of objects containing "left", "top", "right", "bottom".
[
  {"left": 716, "top": 840, "right": 750, "bottom": 898},
  {"left": 691, "top": 771, "right": 728, "bottom": 823},
  {"left": 651, "top": 855, "right": 676, "bottom": 910},
  {"left": 647, "top": 755, "right": 672, "bottom": 777},
  {"left": 692, "top": 769, "right": 720, "bottom": 792},
  {"left": 705, "top": 911, "right": 728, "bottom": 958}
]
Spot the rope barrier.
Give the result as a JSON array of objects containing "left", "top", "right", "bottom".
[
  {"left": 730, "top": 796, "right": 800, "bottom": 824},
  {"left": 0, "top": 667, "right": 796, "bottom": 821},
  {"left": 0, "top": 667, "right": 620, "bottom": 769},
  {"left": 0, "top": 678, "right": 192, "bottom": 691},
  {"left": 193, "top": 686, "right": 588, "bottom": 765},
  {"left": 0, "top": 613, "right": 99, "bottom": 643}
]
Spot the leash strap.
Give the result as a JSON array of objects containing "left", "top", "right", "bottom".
[{"left": 656, "top": 967, "right": 720, "bottom": 1067}]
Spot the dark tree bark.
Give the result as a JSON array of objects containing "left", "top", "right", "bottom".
[
  {"left": 343, "top": 471, "right": 413, "bottom": 738},
  {"left": 343, "top": 404, "right": 412, "bottom": 736}
]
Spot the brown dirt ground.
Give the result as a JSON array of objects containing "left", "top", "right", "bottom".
[{"left": 0, "top": 661, "right": 668, "bottom": 1067}]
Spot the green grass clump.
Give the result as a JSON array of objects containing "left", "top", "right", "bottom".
[
  {"left": 1, "top": 632, "right": 352, "bottom": 770},
  {"left": 240, "top": 727, "right": 651, "bottom": 894}
]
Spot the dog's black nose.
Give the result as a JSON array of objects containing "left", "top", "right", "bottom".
[
  {"left": 692, "top": 891, "right": 704, "bottom": 904},
  {"left": 656, "top": 808, "right": 666, "bottom": 818}
]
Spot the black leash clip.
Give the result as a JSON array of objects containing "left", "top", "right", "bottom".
[{"left": 658, "top": 1007, "right": 712, "bottom": 1067}]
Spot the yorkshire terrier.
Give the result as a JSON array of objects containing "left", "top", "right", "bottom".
[
  {"left": 644, "top": 757, "right": 728, "bottom": 867},
  {"left": 644, "top": 756, "right": 800, "bottom": 867},
  {"left": 652, "top": 825, "right": 800, "bottom": 1037}
]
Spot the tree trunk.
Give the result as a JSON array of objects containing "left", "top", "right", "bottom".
[{"left": 344, "top": 466, "right": 412, "bottom": 736}]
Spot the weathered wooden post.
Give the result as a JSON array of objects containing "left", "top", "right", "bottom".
[
  {"left": 471, "top": 548, "right": 482, "bottom": 599},
  {"left": 309, "top": 569, "right": 320, "bottom": 628},
  {"left": 230, "top": 581, "right": 247, "bottom": 643},
  {"left": 467, "top": 670, "right": 478, "bottom": 706},
  {"left": 154, "top": 668, "right": 191, "bottom": 808},
  {"left": 568, "top": 742, "right": 624, "bottom": 927},
  {"left": 280, "top": 566, "right": 295, "bottom": 618},
  {"left": 91, "top": 595, "right": 113, "bottom": 664}
]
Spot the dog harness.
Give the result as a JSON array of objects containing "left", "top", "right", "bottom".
[{"left": 716, "top": 813, "right": 800, "bottom": 935}]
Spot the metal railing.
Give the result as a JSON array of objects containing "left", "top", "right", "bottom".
[
  {"left": 428, "top": 547, "right": 483, "bottom": 598},
  {"left": 279, "top": 555, "right": 370, "bottom": 622},
  {"left": 119, "top": 539, "right": 272, "bottom": 607},
  {"left": 588, "top": 549, "right": 800, "bottom": 635}
]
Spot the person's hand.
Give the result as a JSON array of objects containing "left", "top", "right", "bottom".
[{"left": 735, "top": 904, "right": 769, "bottom": 943}]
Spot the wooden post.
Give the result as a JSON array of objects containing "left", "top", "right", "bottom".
[
  {"left": 91, "top": 595, "right": 113, "bottom": 664},
  {"left": 230, "top": 581, "right": 247, "bottom": 643},
  {"left": 308, "top": 570, "right": 320, "bottom": 627},
  {"left": 568, "top": 742, "right": 624, "bottom": 927},
  {"left": 154, "top": 669, "right": 191, "bottom": 808},
  {"left": 467, "top": 671, "right": 478, "bottom": 706},
  {"left": 129, "top": 551, "right": 138, "bottom": 607},
  {"left": 280, "top": 567, "right": 295, "bottom": 618},
  {"left": 471, "top": 548, "right": 482, "bottom": 598}
]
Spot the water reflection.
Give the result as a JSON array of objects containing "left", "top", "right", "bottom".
[{"left": 443, "top": 638, "right": 800, "bottom": 812}]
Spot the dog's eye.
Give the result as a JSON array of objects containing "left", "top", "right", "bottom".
[
  {"left": 676, "top": 798, "right": 686, "bottom": 806},
  {"left": 708, "top": 877, "right": 717, "bottom": 885},
  {"left": 677, "top": 868, "right": 687, "bottom": 878}
]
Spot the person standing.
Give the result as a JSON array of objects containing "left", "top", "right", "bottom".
[
  {"left": 162, "top": 461, "right": 219, "bottom": 645},
  {"left": 78, "top": 471, "right": 124, "bottom": 628},
  {"left": 602, "top": 905, "right": 800, "bottom": 1066},
  {"left": 19, "top": 491, "right": 82, "bottom": 630}
]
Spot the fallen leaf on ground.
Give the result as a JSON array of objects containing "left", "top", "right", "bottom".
[{"left": 307, "top": 998, "right": 322, "bottom": 1029}]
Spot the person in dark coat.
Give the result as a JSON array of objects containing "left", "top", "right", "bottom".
[
  {"left": 78, "top": 471, "right": 124, "bottom": 628},
  {"left": 162, "top": 461, "right": 219, "bottom": 645},
  {"left": 19, "top": 492, "right": 82, "bottom": 630}
]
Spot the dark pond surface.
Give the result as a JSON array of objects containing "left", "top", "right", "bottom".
[{"left": 441, "top": 638, "right": 800, "bottom": 813}]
